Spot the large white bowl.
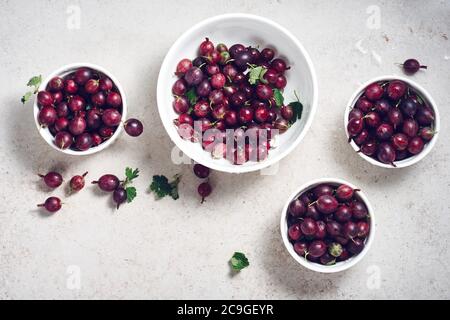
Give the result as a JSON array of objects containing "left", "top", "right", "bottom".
[
  {"left": 33, "top": 62, "right": 127, "bottom": 156},
  {"left": 280, "top": 178, "right": 375, "bottom": 273},
  {"left": 157, "top": 13, "right": 318, "bottom": 173},
  {"left": 344, "top": 75, "right": 439, "bottom": 168}
]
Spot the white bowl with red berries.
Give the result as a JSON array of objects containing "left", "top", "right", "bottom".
[
  {"left": 32, "top": 63, "right": 139, "bottom": 155},
  {"left": 280, "top": 178, "right": 375, "bottom": 273},
  {"left": 157, "top": 14, "right": 318, "bottom": 173},
  {"left": 345, "top": 76, "right": 439, "bottom": 168}
]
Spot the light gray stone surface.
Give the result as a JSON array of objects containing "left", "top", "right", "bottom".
[{"left": 0, "top": 0, "right": 449, "bottom": 299}]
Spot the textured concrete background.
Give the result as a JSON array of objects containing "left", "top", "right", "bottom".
[{"left": 0, "top": 0, "right": 449, "bottom": 299}]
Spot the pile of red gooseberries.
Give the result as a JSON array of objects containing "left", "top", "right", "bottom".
[
  {"left": 287, "top": 183, "right": 371, "bottom": 265},
  {"left": 347, "top": 79, "right": 435, "bottom": 166},
  {"left": 36, "top": 67, "right": 143, "bottom": 151},
  {"left": 172, "top": 38, "right": 297, "bottom": 165}
]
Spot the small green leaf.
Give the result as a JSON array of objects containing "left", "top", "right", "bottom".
[
  {"left": 273, "top": 89, "right": 284, "bottom": 107},
  {"left": 126, "top": 187, "right": 137, "bottom": 203},
  {"left": 150, "top": 175, "right": 171, "bottom": 199},
  {"left": 230, "top": 252, "right": 249, "bottom": 271},
  {"left": 185, "top": 88, "right": 198, "bottom": 106},
  {"left": 125, "top": 167, "right": 140, "bottom": 182},
  {"left": 259, "top": 68, "right": 268, "bottom": 84},
  {"left": 27, "top": 75, "right": 42, "bottom": 91},
  {"left": 21, "top": 91, "right": 33, "bottom": 104},
  {"left": 289, "top": 101, "right": 303, "bottom": 124},
  {"left": 149, "top": 174, "right": 181, "bottom": 200},
  {"left": 288, "top": 91, "right": 304, "bottom": 124},
  {"left": 21, "top": 75, "right": 42, "bottom": 104},
  {"left": 248, "top": 66, "right": 267, "bottom": 85}
]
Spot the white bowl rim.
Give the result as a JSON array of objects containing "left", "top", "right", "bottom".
[
  {"left": 280, "top": 177, "right": 376, "bottom": 273},
  {"left": 344, "top": 75, "right": 440, "bottom": 169},
  {"left": 156, "top": 13, "right": 318, "bottom": 173},
  {"left": 33, "top": 62, "right": 127, "bottom": 156}
]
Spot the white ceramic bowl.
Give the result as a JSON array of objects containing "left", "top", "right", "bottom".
[
  {"left": 280, "top": 178, "right": 375, "bottom": 273},
  {"left": 33, "top": 62, "right": 127, "bottom": 155},
  {"left": 345, "top": 75, "right": 439, "bottom": 168},
  {"left": 157, "top": 13, "right": 318, "bottom": 173}
]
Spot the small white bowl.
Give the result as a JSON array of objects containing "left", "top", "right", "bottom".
[
  {"left": 157, "top": 13, "right": 318, "bottom": 173},
  {"left": 280, "top": 178, "right": 375, "bottom": 273},
  {"left": 344, "top": 75, "right": 440, "bottom": 168},
  {"left": 33, "top": 62, "right": 127, "bottom": 156}
]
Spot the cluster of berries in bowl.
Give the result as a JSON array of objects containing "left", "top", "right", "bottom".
[
  {"left": 171, "top": 38, "right": 302, "bottom": 165},
  {"left": 34, "top": 64, "right": 143, "bottom": 155},
  {"left": 346, "top": 77, "right": 438, "bottom": 168},
  {"left": 281, "top": 179, "right": 374, "bottom": 273}
]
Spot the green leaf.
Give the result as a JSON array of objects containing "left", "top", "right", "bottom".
[
  {"left": 21, "top": 91, "right": 33, "bottom": 104},
  {"left": 273, "top": 89, "right": 284, "bottom": 107},
  {"left": 185, "top": 88, "right": 198, "bottom": 106},
  {"left": 259, "top": 69, "right": 268, "bottom": 83},
  {"left": 27, "top": 75, "right": 42, "bottom": 91},
  {"left": 150, "top": 175, "right": 171, "bottom": 199},
  {"left": 288, "top": 91, "right": 304, "bottom": 124},
  {"left": 149, "top": 174, "right": 181, "bottom": 200},
  {"left": 248, "top": 66, "right": 267, "bottom": 85},
  {"left": 21, "top": 75, "right": 42, "bottom": 104},
  {"left": 230, "top": 252, "right": 249, "bottom": 271},
  {"left": 126, "top": 187, "right": 137, "bottom": 203},
  {"left": 289, "top": 101, "right": 303, "bottom": 124},
  {"left": 125, "top": 167, "right": 140, "bottom": 182}
]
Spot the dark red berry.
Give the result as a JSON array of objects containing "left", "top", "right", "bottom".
[
  {"left": 74, "top": 68, "right": 92, "bottom": 85},
  {"left": 365, "top": 83, "right": 383, "bottom": 101},
  {"left": 39, "top": 172, "right": 63, "bottom": 188},
  {"left": 92, "top": 174, "right": 120, "bottom": 192},
  {"left": 37, "top": 197, "right": 62, "bottom": 213},
  {"left": 402, "top": 59, "right": 427, "bottom": 74},
  {"left": 70, "top": 172, "right": 88, "bottom": 192},
  {"left": 124, "top": 119, "right": 143, "bottom": 137},
  {"left": 54, "top": 131, "right": 73, "bottom": 149},
  {"left": 106, "top": 92, "right": 122, "bottom": 108},
  {"left": 193, "top": 164, "right": 210, "bottom": 179}
]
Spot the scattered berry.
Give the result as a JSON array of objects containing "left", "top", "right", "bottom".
[
  {"left": 37, "top": 197, "right": 62, "bottom": 213},
  {"left": 198, "top": 182, "right": 212, "bottom": 203},
  {"left": 69, "top": 172, "right": 88, "bottom": 192},
  {"left": 39, "top": 172, "right": 63, "bottom": 188},
  {"left": 401, "top": 58, "right": 427, "bottom": 74}
]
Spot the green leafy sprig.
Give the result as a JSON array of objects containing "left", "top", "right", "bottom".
[
  {"left": 149, "top": 174, "right": 182, "bottom": 200},
  {"left": 123, "top": 167, "right": 140, "bottom": 203},
  {"left": 21, "top": 75, "right": 42, "bottom": 104}
]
